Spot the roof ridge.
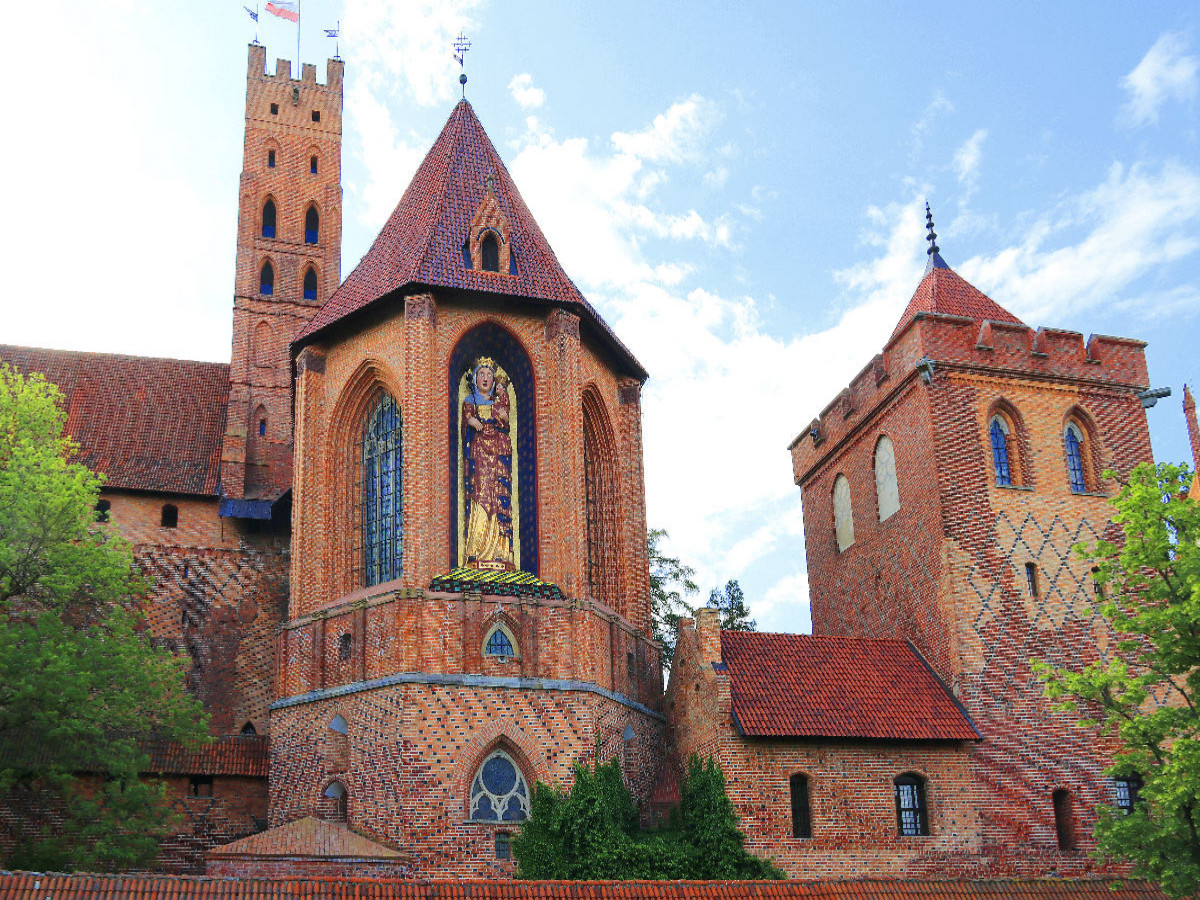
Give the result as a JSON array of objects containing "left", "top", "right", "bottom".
[
  {"left": 0, "top": 344, "right": 230, "bottom": 369},
  {"left": 410, "top": 101, "right": 472, "bottom": 288}
]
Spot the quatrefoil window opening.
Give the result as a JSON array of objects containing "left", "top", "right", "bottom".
[{"left": 469, "top": 750, "right": 529, "bottom": 822}]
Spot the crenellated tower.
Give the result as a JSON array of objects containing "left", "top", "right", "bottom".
[{"left": 221, "top": 44, "right": 344, "bottom": 510}]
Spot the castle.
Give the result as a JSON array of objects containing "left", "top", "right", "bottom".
[{"left": 0, "top": 46, "right": 1191, "bottom": 882}]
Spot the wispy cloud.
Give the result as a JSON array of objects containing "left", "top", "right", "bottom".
[
  {"left": 953, "top": 129, "right": 988, "bottom": 188},
  {"left": 960, "top": 160, "right": 1200, "bottom": 322},
  {"left": 1119, "top": 31, "right": 1198, "bottom": 128},
  {"left": 909, "top": 92, "right": 955, "bottom": 160},
  {"left": 508, "top": 73, "right": 546, "bottom": 110},
  {"left": 612, "top": 95, "right": 720, "bottom": 164}
]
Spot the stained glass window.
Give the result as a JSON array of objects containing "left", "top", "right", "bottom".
[
  {"left": 360, "top": 391, "right": 403, "bottom": 587},
  {"left": 991, "top": 418, "right": 1012, "bottom": 486},
  {"left": 894, "top": 774, "right": 928, "bottom": 836},
  {"left": 469, "top": 750, "right": 529, "bottom": 822},
  {"left": 485, "top": 627, "right": 515, "bottom": 657},
  {"left": 262, "top": 199, "right": 276, "bottom": 239},
  {"left": 305, "top": 205, "right": 319, "bottom": 244},
  {"left": 1065, "top": 423, "right": 1087, "bottom": 493}
]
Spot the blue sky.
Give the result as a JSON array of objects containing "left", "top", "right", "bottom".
[{"left": 6, "top": 1, "right": 1199, "bottom": 633}]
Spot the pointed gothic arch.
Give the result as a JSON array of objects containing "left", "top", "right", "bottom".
[
  {"left": 327, "top": 360, "right": 405, "bottom": 595},
  {"left": 582, "top": 385, "right": 619, "bottom": 611},
  {"left": 448, "top": 322, "right": 539, "bottom": 575}
]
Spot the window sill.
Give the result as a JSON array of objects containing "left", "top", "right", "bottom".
[
  {"left": 995, "top": 484, "right": 1034, "bottom": 492},
  {"left": 1070, "top": 489, "right": 1110, "bottom": 498}
]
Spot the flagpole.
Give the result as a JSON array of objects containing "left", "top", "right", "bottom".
[{"left": 296, "top": 0, "right": 301, "bottom": 75}]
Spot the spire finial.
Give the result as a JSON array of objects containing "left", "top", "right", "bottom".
[
  {"left": 923, "top": 201, "right": 949, "bottom": 273},
  {"left": 453, "top": 32, "right": 472, "bottom": 99},
  {"left": 925, "top": 201, "right": 940, "bottom": 257}
]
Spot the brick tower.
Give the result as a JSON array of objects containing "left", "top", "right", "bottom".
[
  {"left": 789, "top": 210, "right": 1153, "bottom": 873},
  {"left": 221, "top": 44, "right": 344, "bottom": 509}
]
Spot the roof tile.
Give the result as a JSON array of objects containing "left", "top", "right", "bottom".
[
  {"left": 295, "top": 101, "right": 645, "bottom": 380},
  {"left": 0, "top": 345, "right": 229, "bottom": 496},
  {"left": 720, "top": 632, "right": 979, "bottom": 741},
  {"left": 141, "top": 736, "right": 268, "bottom": 778},
  {"left": 890, "top": 266, "right": 1023, "bottom": 343}
]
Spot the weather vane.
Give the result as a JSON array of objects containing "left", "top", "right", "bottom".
[{"left": 453, "top": 31, "right": 472, "bottom": 98}]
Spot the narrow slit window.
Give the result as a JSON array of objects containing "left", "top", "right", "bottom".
[
  {"left": 1025, "top": 563, "right": 1039, "bottom": 598},
  {"left": 259, "top": 417, "right": 267, "bottom": 437},
  {"left": 303, "top": 266, "right": 318, "bottom": 300},
  {"left": 790, "top": 773, "right": 812, "bottom": 838},
  {"left": 259, "top": 261, "right": 274, "bottom": 295},
  {"left": 262, "top": 199, "right": 276, "bottom": 239},
  {"left": 833, "top": 474, "right": 854, "bottom": 552},
  {"left": 1065, "top": 423, "right": 1087, "bottom": 493},
  {"left": 990, "top": 417, "right": 1013, "bottom": 486},
  {"left": 310, "top": 155, "right": 318, "bottom": 174},
  {"left": 305, "top": 206, "right": 319, "bottom": 244},
  {"left": 338, "top": 632, "right": 353, "bottom": 661},
  {"left": 267, "top": 149, "right": 276, "bottom": 168}
]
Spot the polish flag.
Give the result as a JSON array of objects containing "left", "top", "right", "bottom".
[{"left": 265, "top": 1, "right": 298, "bottom": 22}]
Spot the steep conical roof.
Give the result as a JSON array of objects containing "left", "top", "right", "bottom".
[
  {"left": 297, "top": 101, "right": 645, "bottom": 378},
  {"left": 889, "top": 260, "right": 1024, "bottom": 343}
]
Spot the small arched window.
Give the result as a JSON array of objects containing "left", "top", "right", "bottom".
[
  {"left": 789, "top": 773, "right": 811, "bottom": 838},
  {"left": 240, "top": 721, "right": 258, "bottom": 736},
  {"left": 469, "top": 750, "right": 530, "bottom": 822},
  {"left": 310, "top": 155, "right": 318, "bottom": 174},
  {"left": 990, "top": 417, "right": 1013, "bottom": 486},
  {"left": 303, "top": 266, "right": 318, "bottom": 301},
  {"left": 304, "top": 205, "right": 319, "bottom": 244},
  {"left": 329, "top": 714, "right": 348, "bottom": 735},
  {"left": 258, "top": 417, "right": 267, "bottom": 437},
  {"left": 94, "top": 499, "right": 111, "bottom": 522},
  {"left": 262, "top": 198, "right": 276, "bottom": 239},
  {"left": 833, "top": 474, "right": 854, "bottom": 552},
  {"left": 874, "top": 435, "right": 899, "bottom": 521},
  {"left": 259, "top": 261, "right": 274, "bottom": 296},
  {"left": 481, "top": 232, "right": 500, "bottom": 272},
  {"left": 267, "top": 149, "right": 276, "bottom": 168},
  {"left": 484, "top": 625, "right": 516, "bottom": 658},
  {"left": 894, "top": 774, "right": 928, "bottom": 836},
  {"left": 360, "top": 391, "right": 403, "bottom": 587},
  {"left": 1053, "top": 788, "right": 1076, "bottom": 850},
  {"left": 324, "top": 780, "right": 348, "bottom": 821},
  {"left": 161, "top": 504, "right": 178, "bottom": 528},
  {"left": 1065, "top": 422, "right": 1087, "bottom": 493}
]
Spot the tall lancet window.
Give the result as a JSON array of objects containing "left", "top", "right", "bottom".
[
  {"left": 360, "top": 390, "right": 403, "bottom": 586},
  {"left": 582, "top": 390, "right": 616, "bottom": 609}
]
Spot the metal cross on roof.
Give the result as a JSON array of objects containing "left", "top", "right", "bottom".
[{"left": 453, "top": 32, "right": 472, "bottom": 97}]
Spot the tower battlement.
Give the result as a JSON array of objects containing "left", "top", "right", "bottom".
[
  {"left": 790, "top": 312, "right": 1149, "bottom": 483},
  {"left": 248, "top": 43, "right": 343, "bottom": 90}
]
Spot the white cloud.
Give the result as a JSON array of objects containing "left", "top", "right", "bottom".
[
  {"left": 612, "top": 95, "right": 720, "bottom": 164},
  {"left": 760, "top": 570, "right": 812, "bottom": 633},
  {"left": 910, "top": 92, "right": 955, "bottom": 159},
  {"left": 1119, "top": 31, "right": 1198, "bottom": 127},
  {"left": 953, "top": 129, "right": 988, "bottom": 187},
  {"left": 508, "top": 73, "right": 546, "bottom": 109},
  {"left": 959, "top": 160, "right": 1200, "bottom": 322}
]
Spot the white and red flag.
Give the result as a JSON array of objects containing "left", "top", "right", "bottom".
[{"left": 265, "top": 1, "right": 298, "bottom": 22}]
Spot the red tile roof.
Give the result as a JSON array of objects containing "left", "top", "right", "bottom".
[
  {"left": 295, "top": 100, "right": 646, "bottom": 380},
  {"left": 0, "top": 345, "right": 229, "bottom": 496},
  {"left": 890, "top": 265, "right": 1023, "bottom": 343},
  {"left": 720, "top": 632, "right": 980, "bottom": 741},
  {"left": 141, "top": 736, "right": 268, "bottom": 778},
  {"left": 208, "top": 816, "right": 407, "bottom": 860},
  {"left": 0, "top": 873, "right": 1167, "bottom": 900}
]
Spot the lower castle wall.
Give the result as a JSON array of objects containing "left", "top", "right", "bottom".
[{"left": 268, "top": 682, "right": 665, "bottom": 878}]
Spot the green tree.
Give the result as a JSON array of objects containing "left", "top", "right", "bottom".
[
  {"left": 512, "top": 751, "right": 783, "bottom": 880},
  {"left": 1036, "top": 461, "right": 1200, "bottom": 899},
  {"left": 707, "top": 579, "right": 757, "bottom": 632},
  {"left": 0, "top": 364, "right": 207, "bottom": 871},
  {"left": 649, "top": 528, "right": 697, "bottom": 665}
]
